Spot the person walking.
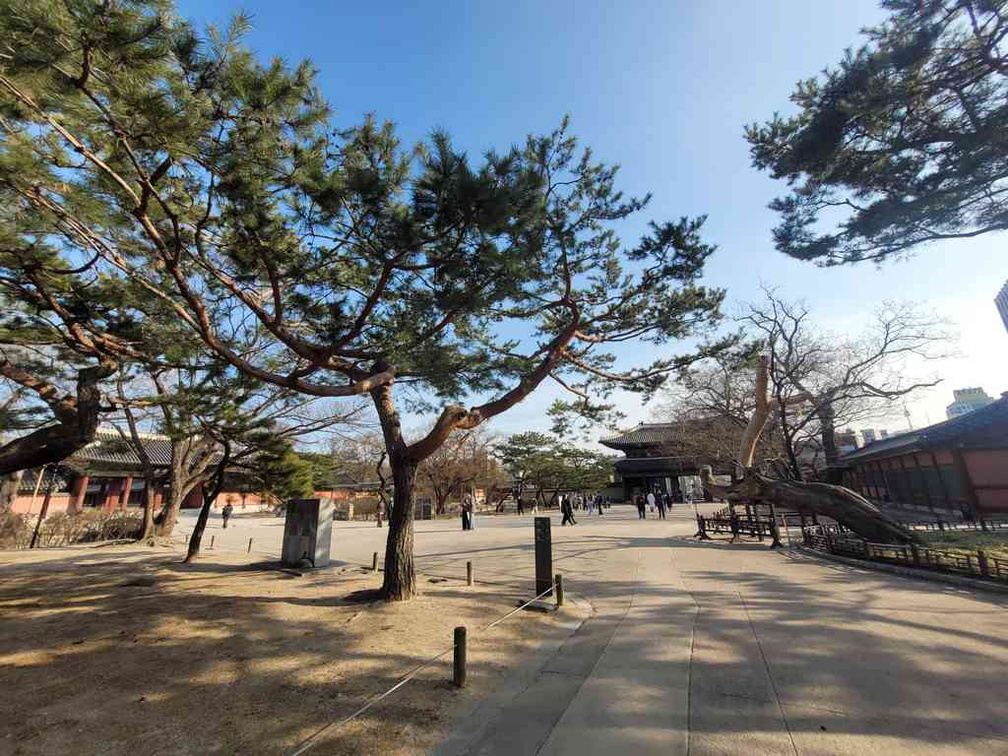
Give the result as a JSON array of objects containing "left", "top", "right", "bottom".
[
  {"left": 460, "top": 497, "right": 469, "bottom": 531},
  {"left": 646, "top": 490, "right": 656, "bottom": 515},
  {"left": 561, "top": 495, "right": 576, "bottom": 526},
  {"left": 597, "top": 493, "right": 604, "bottom": 516},
  {"left": 221, "top": 500, "right": 234, "bottom": 529},
  {"left": 636, "top": 493, "right": 646, "bottom": 519},
  {"left": 657, "top": 492, "right": 667, "bottom": 520},
  {"left": 516, "top": 496, "right": 525, "bottom": 516}
]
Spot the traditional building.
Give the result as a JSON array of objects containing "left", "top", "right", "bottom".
[
  {"left": 838, "top": 394, "right": 1008, "bottom": 520},
  {"left": 10, "top": 429, "right": 272, "bottom": 517},
  {"left": 599, "top": 422, "right": 735, "bottom": 502}
]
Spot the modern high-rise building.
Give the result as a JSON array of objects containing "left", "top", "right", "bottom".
[
  {"left": 997, "top": 279, "right": 1008, "bottom": 334},
  {"left": 946, "top": 387, "right": 995, "bottom": 419}
]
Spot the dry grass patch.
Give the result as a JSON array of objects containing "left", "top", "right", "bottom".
[{"left": 0, "top": 544, "right": 584, "bottom": 755}]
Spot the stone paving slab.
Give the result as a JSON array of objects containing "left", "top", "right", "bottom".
[{"left": 173, "top": 507, "right": 1008, "bottom": 755}]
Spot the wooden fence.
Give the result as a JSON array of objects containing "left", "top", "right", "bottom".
[
  {"left": 695, "top": 505, "right": 778, "bottom": 541},
  {"left": 803, "top": 524, "right": 1008, "bottom": 583}
]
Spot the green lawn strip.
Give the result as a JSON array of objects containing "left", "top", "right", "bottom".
[{"left": 921, "top": 532, "right": 1008, "bottom": 561}]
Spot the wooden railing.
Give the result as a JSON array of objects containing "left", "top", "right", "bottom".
[
  {"left": 696, "top": 508, "right": 777, "bottom": 541},
  {"left": 803, "top": 525, "right": 1008, "bottom": 583}
]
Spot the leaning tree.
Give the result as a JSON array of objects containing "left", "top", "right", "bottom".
[
  {"left": 702, "top": 355, "right": 922, "bottom": 544},
  {"left": 747, "top": 0, "right": 1008, "bottom": 264},
  {"left": 0, "top": 2, "right": 725, "bottom": 599}
]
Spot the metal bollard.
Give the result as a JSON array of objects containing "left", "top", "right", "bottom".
[
  {"left": 372, "top": 551, "right": 378, "bottom": 572},
  {"left": 467, "top": 560, "right": 473, "bottom": 586},
  {"left": 453, "top": 626, "right": 467, "bottom": 688},
  {"left": 554, "top": 574, "right": 564, "bottom": 607},
  {"left": 247, "top": 537, "right": 253, "bottom": 553}
]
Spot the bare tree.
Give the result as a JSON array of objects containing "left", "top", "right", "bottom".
[
  {"left": 702, "top": 356, "right": 921, "bottom": 544},
  {"left": 659, "top": 344, "right": 784, "bottom": 475},
  {"left": 740, "top": 288, "right": 951, "bottom": 481},
  {"left": 417, "top": 427, "right": 495, "bottom": 515}
]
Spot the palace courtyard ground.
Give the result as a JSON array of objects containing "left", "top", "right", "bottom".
[{"left": 1, "top": 504, "right": 1005, "bottom": 755}]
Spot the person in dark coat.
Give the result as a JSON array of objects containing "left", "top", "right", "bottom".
[
  {"left": 635, "top": 494, "right": 646, "bottom": 519},
  {"left": 561, "top": 495, "right": 576, "bottom": 526},
  {"left": 221, "top": 501, "right": 234, "bottom": 529}
]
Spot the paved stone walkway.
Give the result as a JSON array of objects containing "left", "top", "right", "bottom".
[{"left": 181, "top": 504, "right": 1008, "bottom": 755}]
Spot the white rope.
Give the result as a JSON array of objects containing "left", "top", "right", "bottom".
[{"left": 287, "top": 581, "right": 560, "bottom": 756}]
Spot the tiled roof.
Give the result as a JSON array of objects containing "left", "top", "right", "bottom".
[
  {"left": 839, "top": 395, "right": 1008, "bottom": 463},
  {"left": 599, "top": 423, "right": 686, "bottom": 449},
  {"left": 69, "top": 429, "right": 177, "bottom": 467},
  {"left": 65, "top": 428, "right": 225, "bottom": 471}
]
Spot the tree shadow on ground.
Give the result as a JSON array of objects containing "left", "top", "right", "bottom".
[{"left": 0, "top": 545, "right": 565, "bottom": 756}]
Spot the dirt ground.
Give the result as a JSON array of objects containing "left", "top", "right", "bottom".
[{"left": 0, "top": 543, "right": 585, "bottom": 756}]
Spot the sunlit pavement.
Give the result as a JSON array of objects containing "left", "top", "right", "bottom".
[{"left": 179, "top": 505, "right": 1008, "bottom": 755}]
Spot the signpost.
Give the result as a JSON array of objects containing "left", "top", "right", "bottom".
[{"left": 534, "top": 516, "right": 553, "bottom": 598}]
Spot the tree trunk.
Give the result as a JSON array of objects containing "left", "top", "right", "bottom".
[
  {"left": 783, "top": 436, "right": 804, "bottom": 482},
  {"left": 184, "top": 486, "right": 215, "bottom": 563},
  {"left": 434, "top": 490, "right": 450, "bottom": 516},
  {"left": 154, "top": 476, "right": 192, "bottom": 537},
  {"left": 371, "top": 378, "right": 418, "bottom": 601},
  {"left": 0, "top": 471, "right": 23, "bottom": 513},
  {"left": 817, "top": 403, "right": 842, "bottom": 484},
  {"left": 702, "top": 356, "right": 919, "bottom": 546},
  {"left": 702, "top": 469, "right": 921, "bottom": 544},
  {"left": 0, "top": 362, "right": 116, "bottom": 476},
  {"left": 140, "top": 486, "right": 156, "bottom": 541},
  {"left": 381, "top": 456, "right": 418, "bottom": 600}
]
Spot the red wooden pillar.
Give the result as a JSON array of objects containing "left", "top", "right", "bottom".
[
  {"left": 102, "top": 479, "right": 118, "bottom": 511},
  {"left": 119, "top": 476, "right": 133, "bottom": 509},
  {"left": 70, "top": 475, "right": 89, "bottom": 513}
]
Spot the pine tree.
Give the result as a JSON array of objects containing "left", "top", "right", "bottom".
[
  {"left": 747, "top": 0, "right": 1008, "bottom": 264},
  {"left": 0, "top": 0, "right": 725, "bottom": 599}
]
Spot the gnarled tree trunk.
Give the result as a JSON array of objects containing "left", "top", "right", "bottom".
[
  {"left": 0, "top": 361, "right": 116, "bottom": 476},
  {"left": 704, "top": 355, "right": 920, "bottom": 545}
]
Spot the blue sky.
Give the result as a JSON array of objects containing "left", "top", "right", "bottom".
[{"left": 178, "top": 0, "right": 1006, "bottom": 440}]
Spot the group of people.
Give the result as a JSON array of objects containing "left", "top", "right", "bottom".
[
  {"left": 559, "top": 492, "right": 611, "bottom": 526},
  {"left": 634, "top": 490, "right": 674, "bottom": 519},
  {"left": 459, "top": 488, "right": 677, "bottom": 530}
]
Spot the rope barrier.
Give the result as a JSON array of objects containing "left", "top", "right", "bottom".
[{"left": 287, "top": 581, "right": 560, "bottom": 756}]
